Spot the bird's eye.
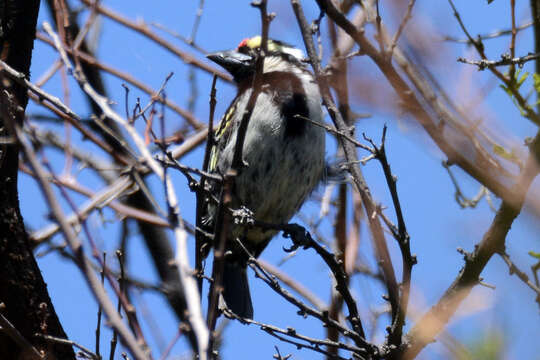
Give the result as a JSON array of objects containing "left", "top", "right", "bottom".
[{"left": 238, "top": 45, "right": 247, "bottom": 54}]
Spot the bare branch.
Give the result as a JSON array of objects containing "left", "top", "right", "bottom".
[
  {"left": 79, "top": 0, "right": 231, "bottom": 82},
  {"left": 292, "top": 0, "right": 399, "bottom": 338},
  {"left": 457, "top": 52, "right": 540, "bottom": 70},
  {"left": 404, "top": 134, "right": 540, "bottom": 359}
]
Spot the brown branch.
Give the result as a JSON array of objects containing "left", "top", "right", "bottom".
[
  {"left": 403, "top": 133, "right": 540, "bottom": 359},
  {"left": 1, "top": 61, "right": 130, "bottom": 165},
  {"left": 292, "top": 0, "right": 399, "bottom": 338},
  {"left": 239, "top": 244, "right": 373, "bottom": 353},
  {"left": 258, "top": 259, "right": 326, "bottom": 310},
  {"left": 253, "top": 220, "right": 372, "bottom": 350},
  {"left": 387, "top": 0, "right": 416, "bottom": 58},
  {"left": 30, "top": 128, "right": 209, "bottom": 243},
  {"left": 79, "top": 0, "right": 231, "bottom": 82},
  {"left": 14, "top": 123, "right": 149, "bottom": 360},
  {"left": 318, "top": 0, "right": 522, "bottom": 210},
  {"left": 363, "top": 127, "right": 415, "bottom": 349},
  {"left": 196, "top": 74, "right": 217, "bottom": 293},
  {"left": 447, "top": 0, "right": 540, "bottom": 126},
  {"left": 207, "top": 3, "right": 272, "bottom": 356},
  {"left": 498, "top": 252, "right": 540, "bottom": 305},
  {"left": 36, "top": 32, "right": 203, "bottom": 129},
  {"left": 20, "top": 164, "right": 170, "bottom": 230},
  {"left": 230, "top": 2, "right": 271, "bottom": 170},
  {"left": 326, "top": 19, "right": 353, "bottom": 358},
  {"left": 223, "top": 309, "right": 364, "bottom": 359},
  {"left": 457, "top": 51, "right": 540, "bottom": 69}
]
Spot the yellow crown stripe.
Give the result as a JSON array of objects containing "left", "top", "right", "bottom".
[
  {"left": 245, "top": 36, "right": 262, "bottom": 49},
  {"left": 242, "top": 36, "right": 281, "bottom": 52}
]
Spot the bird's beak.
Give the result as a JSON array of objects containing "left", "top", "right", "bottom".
[{"left": 207, "top": 50, "right": 254, "bottom": 81}]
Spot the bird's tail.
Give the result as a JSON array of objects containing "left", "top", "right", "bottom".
[{"left": 221, "top": 262, "right": 253, "bottom": 319}]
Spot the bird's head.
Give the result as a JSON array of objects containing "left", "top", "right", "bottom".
[{"left": 207, "top": 36, "right": 305, "bottom": 83}]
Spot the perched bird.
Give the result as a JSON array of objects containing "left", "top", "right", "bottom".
[{"left": 201, "top": 36, "right": 325, "bottom": 319}]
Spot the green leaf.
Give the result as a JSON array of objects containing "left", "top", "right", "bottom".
[
  {"left": 529, "top": 251, "right": 540, "bottom": 259},
  {"left": 533, "top": 73, "right": 540, "bottom": 93},
  {"left": 499, "top": 84, "right": 512, "bottom": 96},
  {"left": 498, "top": 71, "right": 537, "bottom": 122},
  {"left": 517, "top": 71, "right": 529, "bottom": 89}
]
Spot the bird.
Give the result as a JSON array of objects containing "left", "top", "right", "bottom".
[{"left": 200, "top": 36, "right": 326, "bottom": 319}]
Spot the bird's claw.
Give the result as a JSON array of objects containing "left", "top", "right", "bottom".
[{"left": 232, "top": 206, "right": 255, "bottom": 226}]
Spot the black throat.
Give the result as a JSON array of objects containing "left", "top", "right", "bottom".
[
  {"left": 264, "top": 71, "right": 309, "bottom": 137},
  {"left": 235, "top": 70, "right": 310, "bottom": 138}
]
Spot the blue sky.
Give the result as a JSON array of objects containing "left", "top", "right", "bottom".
[{"left": 22, "top": 1, "right": 540, "bottom": 359}]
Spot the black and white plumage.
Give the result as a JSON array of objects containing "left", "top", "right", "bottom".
[{"left": 202, "top": 36, "right": 325, "bottom": 319}]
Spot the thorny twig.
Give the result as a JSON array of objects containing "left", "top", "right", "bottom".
[
  {"left": 14, "top": 122, "right": 148, "bottom": 360},
  {"left": 292, "top": 0, "right": 399, "bottom": 346},
  {"left": 498, "top": 252, "right": 540, "bottom": 307},
  {"left": 404, "top": 133, "right": 540, "bottom": 359},
  {"left": 362, "top": 126, "right": 415, "bottom": 349},
  {"left": 79, "top": 0, "right": 230, "bottom": 82},
  {"left": 223, "top": 308, "right": 365, "bottom": 359},
  {"left": 44, "top": 19, "right": 209, "bottom": 358},
  {"left": 258, "top": 259, "right": 326, "bottom": 310},
  {"left": 95, "top": 252, "right": 106, "bottom": 358},
  {"left": 443, "top": 161, "right": 489, "bottom": 209},
  {"left": 195, "top": 74, "right": 218, "bottom": 294},
  {"left": 457, "top": 52, "right": 540, "bottom": 70},
  {"left": 447, "top": 0, "right": 540, "bottom": 126},
  {"left": 230, "top": 216, "right": 375, "bottom": 353},
  {"left": 207, "top": 1, "right": 273, "bottom": 355}
]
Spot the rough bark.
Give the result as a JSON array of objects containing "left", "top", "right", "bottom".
[{"left": 0, "top": 1, "right": 76, "bottom": 358}]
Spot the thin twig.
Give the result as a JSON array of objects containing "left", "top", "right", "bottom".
[
  {"left": 223, "top": 309, "right": 366, "bottom": 358},
  {"left": 403, "top": 133, "right": 540, "bottom": 359},
  {"left": 37, "top": 31, "right": 203, "bottom": 128},
  {"left": 509, "top": 0, "right": 517, "bottom": 79},
  {"left": 387, "top": 0, "right": 416, "bottom": 58},
  {"left": 447, "top": 0, "right": 540, "bottom": 126},
  {"left": 196, "top": 74, "right": 218, "bottom": 293},
  {"left": 258, "top": 259, "right": 326, "bottom": 310},
  {"left": 14, "top": 123, "right": 148, "bottom": 360},
  {"left": 79, "top": 0, "right": 230, "bottom": 82},
  {"left": 443, "top": 20, "right": 532, "bottom": 43},
  {"left": 457, "top": 52, "right": 540, "bottom": 70},
  {"left": 207, "top": 2, "right": 272, "bottom": 355},
  {"left": 498, "top": 252, "right": 540, "bottom": 303},
  {"left": 364, "top": 127, "right": 415, "bottom": 349},
  {"left": 293, "top": 0, "right": 399, "bottom": 343},
  {"left": 95, "top": 252, "right": 106, "bottom": 358},
  {"left": 109, "top": 250, "right": 125, "bottom": 360},
  {"left": 37, "top": 333, "right": 99, "bottom": 360}
]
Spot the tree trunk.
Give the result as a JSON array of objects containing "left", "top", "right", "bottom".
[{"left": 0, "top": 1, "right": 76, "bottom": 358}]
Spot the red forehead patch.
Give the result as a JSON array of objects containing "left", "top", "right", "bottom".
[{"left": 238, "top": 38, "right": 249, "bottom": 49}]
